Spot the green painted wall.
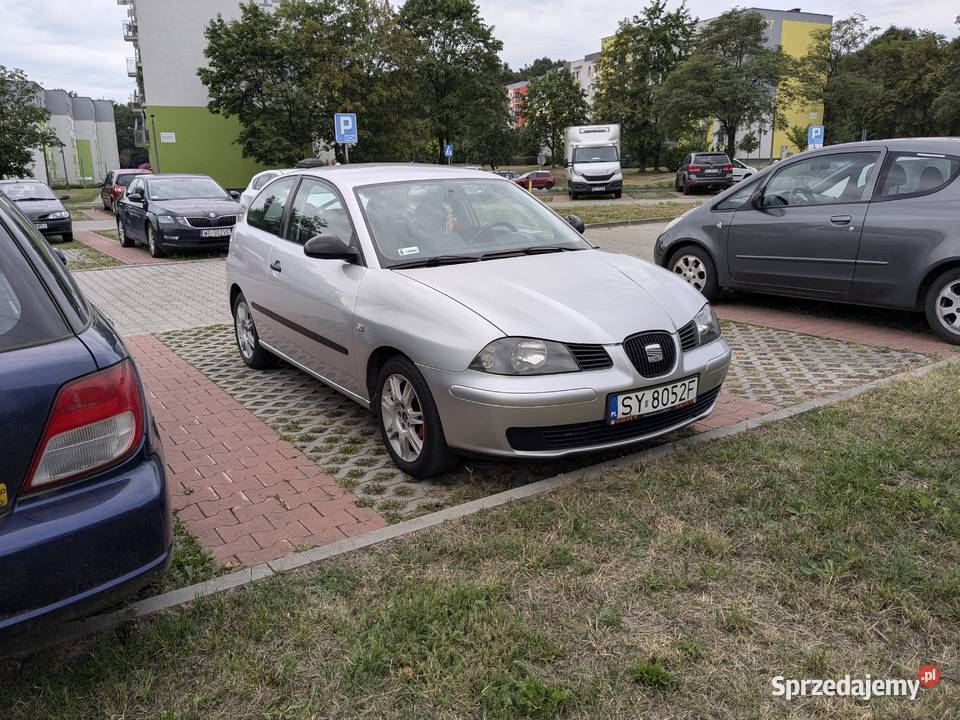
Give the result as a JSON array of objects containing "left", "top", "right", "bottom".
[
  {"left": 75, "top": 139, "right": 94, "bottom": 183},
  {"left": 146, "top": 106, "right": 268, "bottom": 189}
]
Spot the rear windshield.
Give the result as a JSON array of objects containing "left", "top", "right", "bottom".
[
  {"left": 0, "top": 224, "right": 71, "bottom": 352},
  {"left": 694, "top": 153, "right": 731, "bottom": 165}
]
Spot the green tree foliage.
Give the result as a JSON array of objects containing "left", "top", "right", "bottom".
[
  {"left": 521, "top": 69, "right": 588, "bottom": 165},
  {"left": 0, "top": 66, "right": 61, "bottom": 179},
  {"left": 502, "top": 57, "right": 567, "bottom": 83},
  {"left": 784, "top": 125, "right": 808, "bottom": 152},
  {"left": 656, "top": 9, "right": 791, "bottom": 159},
  {"left": 399, "top": 0, "right": 507, "bottom": 161},
  {"left": 592, "top": 0, "right": 694, "bottom": 171},
  {"left": 932, "top": 18, "right": 960, "bottom": 134},
  {"left": 113, "top": 102, "right": 149, "bottom": 168}
]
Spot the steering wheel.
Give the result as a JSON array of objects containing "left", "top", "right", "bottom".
[
  {"left": 470, "top": 221, "right": 517, "bottom": 243},
  {"left": 789, "top": 187, "right": 815, "bottom": 206}
]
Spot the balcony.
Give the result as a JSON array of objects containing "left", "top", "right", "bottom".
[
  {"left": 126, "top": 57, "right": 139, "bottom": 78},
  {"left": 123, "top": 20, "right": 137, "bottom": 41},
  {"left": 130, "top": 89, "right": 144, "bottom": 108}
]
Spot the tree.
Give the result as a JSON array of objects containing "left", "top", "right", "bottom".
[
  {"left": 784, "top": 125, "right": 808, "bottom": 152},
  {"left": 522, "top": 69, "right": 588, "bottom": 165},
  {"left": 932, "top": 17, "right": 960, "bottom": 134},
  {"left": 0, "top": 66, "right": 61, "bottom": 179},
  {"left": 656, "top": 9, "right": 791, "bottom": 159},
  {"left": 399, "top": 0, "right": 505, "bottom": 160},
  {"left": 592, "top": 0, "right": 695, "bottom": 171},
  {"left": 113, "top": 102, "right": 148, "bottom": 168},
  {"left": 503, "top": 57, "right": 567, "bottom": 83}
]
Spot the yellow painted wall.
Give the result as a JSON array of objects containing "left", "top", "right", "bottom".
[{"left": 774, "top": 19, "right": 829, "bottom": 155}]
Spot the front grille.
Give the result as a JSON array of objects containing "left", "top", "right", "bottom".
[
  {"left": 623, "top": 331, "right": 676, "bottom": 378},
  {"left": 678, "top": 321, "right": 699, "bottom": 352},
  {"left": 186, "top": 215, "right": 236, "bottom": 228},
  {"left": 506, "top": 386, "right": 720, "bottom": 451},
  {"left": 567, "top": 343, "right": 613, "bottom": 371},
  {"left": 583, "top": 172, "right": 614, "bottom": 182}
]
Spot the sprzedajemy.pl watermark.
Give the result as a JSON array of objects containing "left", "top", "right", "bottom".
[{"left": 772, "top": 665, "right": 942, "bottom": 701}]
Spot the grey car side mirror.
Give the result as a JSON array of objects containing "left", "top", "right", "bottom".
[
  {"left": 304, "top": 234, "right": 359, "bottom": 262},
  {"left": 229, "top": 190, "right": 241, "bottom": 199},
  {"left": 127, "top": 192, "right": 143, "bottom": 202},
  {"left": 565, "top": 214, "right": 585, "bottom": 234}
]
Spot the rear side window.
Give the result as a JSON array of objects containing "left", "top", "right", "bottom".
[
  {"left": 252, "top": 172, "right": 279, "bottom": 191},
  {"left": 877, "top": 152, "right": 960, "bottom": 200},
  {"left": 247, "top": 177, "right": 298, "bottom": 235},
  {"left": 0, "top": 225, "right": 71, "bottom": 352}
]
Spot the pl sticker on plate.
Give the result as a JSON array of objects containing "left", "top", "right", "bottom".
[
  {"left": 398, "top": 246, "right": 420, "bottom": 256},
  {"left": 0, "top": 483, "right": 7, "bottom": 507}
]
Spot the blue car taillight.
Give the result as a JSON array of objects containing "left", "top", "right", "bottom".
[{"left": 23, "top": 360, "right": 144, "bottom": 494}]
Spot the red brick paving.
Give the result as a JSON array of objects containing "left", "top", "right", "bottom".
[
  {"left": 717, "top": 305, "right": 955, "bottom": 357},
  {"left": 75, "top": 229, "right": 156, "bottom": 265},
  {"left": 126, "top": 333, "right": 385, "bottom": 567},
  {"left": 695, "top": 392, "right": 777, "bottom": 431}
]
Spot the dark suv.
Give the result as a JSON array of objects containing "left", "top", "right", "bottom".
[
  {"left": 655, "top": 138, "right": 960, "bottom": 344},
  {"left": 675, "top": 152, "right": 734, "bottom": 194}
]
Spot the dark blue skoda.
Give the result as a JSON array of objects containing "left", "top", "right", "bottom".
[{"left": 0, "top": 194, "right": 170, "bottom": 642}]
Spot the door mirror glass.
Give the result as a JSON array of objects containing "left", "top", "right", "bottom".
[
  {"left": 126, "top": 192, "right": 143, "bottom": 202},
  {"left": 303, "top": 234, "right": 359, "bottom": 261},
  {"left": 229, "top": 190, "right": 240, "bottom": 199}
]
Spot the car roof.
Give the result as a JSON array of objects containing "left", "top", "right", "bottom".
[
  {"left": 809, "top": 138, "right": 960, "bottom": 154},
  {"left": 143, "top": 173, "right": 215, "bottom": 181},
  {"left": 293, "top": 163, "right": 507, "bottom": 189},
  {"left": 112, "top": 168, "right": 151, "bottom": 174}
]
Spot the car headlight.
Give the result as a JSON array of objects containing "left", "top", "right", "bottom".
[
  {"left": 469, "top": 337, "right": 580, "bottom": 375},
  {"left": 157, "top": 215, "right": 187, "bottom": 225},
  {"left": 47, "top": 211, "right": 69, "bottom": 220},
  {"left": 693, "top": 303, "right": 721, "bottom": 345}
]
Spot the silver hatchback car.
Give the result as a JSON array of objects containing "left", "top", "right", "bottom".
[{"left": 226, "top": 165, "right": 731, "bottom": 477}]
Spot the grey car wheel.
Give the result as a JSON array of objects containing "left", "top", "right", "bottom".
[
  {"left": 926, "top": 268, "right": 960, "bottom": 344},
  {"left": 669, "top": 246, "right": 719, "bottom": 301},
  {"left": 380, "top": 373, "right": 425, "bottom": 463}
]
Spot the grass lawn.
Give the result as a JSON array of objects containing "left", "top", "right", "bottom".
[
  {"left": 57, "top": 241, "right": 121, "bottom": 271},
  {"left": 564, "top": 202, "right": 695, "bottom": 225},
  {"left": 5, "top": 366, "right": 958, "bottom": 718},
  {"left": 60, "top": 188, "right": 103, "bottom": 206}
]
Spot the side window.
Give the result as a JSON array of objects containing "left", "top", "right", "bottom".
[
  {"left": 104, "top": 172, "right": 114, "bottom": 186},
  {"left": 877, "top": 152, "right": 960, "bottom": 200},
  {"left": 285, "top": 179, "right": 351, "bottom": 246},
  {"left": 761, "top": 152, "right": 880, "bottom": 208},
  {"left": 715, "top": 176, "right": 761, "bottom": 211},
  {"left": 252, "top": 172, "right": 277, "bottom": 191},
  {"left": 247, "top": 177, "right": 297, "bottom": 236},
  {"left": 126, "top": 178, "right": 141, "bottom": 197}
]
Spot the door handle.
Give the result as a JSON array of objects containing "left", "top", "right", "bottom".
[
  {"left": 269, "top": 260, "right": 282, "bottom": 273},
  {"left": 830, "top": 215, "right": 852, "bottom": 225}
]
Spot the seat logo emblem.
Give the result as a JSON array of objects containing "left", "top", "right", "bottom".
[{"left": 644, "top": 343, "right": 664, "bottom": 362}]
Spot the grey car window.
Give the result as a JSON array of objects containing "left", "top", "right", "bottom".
[
  {"left": 247, "top": 176, "right": 298, "bottom": 236},
  {"left": 252, "top": 171, "right": 279, "bottom": 191},
  {"left": 878, "top": 153, "right": 960, "bottom": 199},
  {"left": 286, "top": 178, "right": 351, "bottom": 246},
  {"left": 761, "top": 152, "right": 880, "bottom": 208}
]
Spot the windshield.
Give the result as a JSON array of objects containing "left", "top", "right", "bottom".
[
  {"left": 0, "top": 182, "right": 57, "bottom": 201},
  {"left": 356, "top": 179, "right": 591, "bottom": 268},
  {"left": 148, "top": 177, "right": 229, "bottom": 201},
  {"left": 574, "top": 146, "right": 618, "bottom": 164}
]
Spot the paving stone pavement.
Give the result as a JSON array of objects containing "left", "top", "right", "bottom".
[
  {"left": 75, "top": 229, "right": 158, "bottom": 266},
  {"left": 584, "top": 223, "right": 665, "bottom": 261},
  {"left": 74, "top": 259, "right": 231, "bottom": 334}
]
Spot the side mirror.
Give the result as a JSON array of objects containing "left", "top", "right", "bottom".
[
  {"left": 53, "top": 248, "right": 68, "bottom": 266},
  {"left": 303, "top": 234, "right": 359, "bottom": 262},
  {"left": 127, "top": 192, "right": 143, "bottom": 203},
  {"left": 59, "top": 194, "right": 70, "bottom": 201},
  {"left": 562, "top": 160, "right": 570, "bottom": 168},
  {"left": 229, "top": 190, "right": 241, "bottom": 199},
  {"left": 565, "top": 214, "right": 585, "bottom": 234}
]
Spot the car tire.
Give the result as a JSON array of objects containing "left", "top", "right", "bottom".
[
  {"left": 614, "top": 191, "right": 622, "bottom": 199},
  {"left": 233, "top": 292, "right": 277, "bottom": 369},
  {"left": 62, "top": 232, "right": 73, "bottom": 243},
  {"left": 102, "top": 197, "right": 110, "bottom": 211},
  {"left": 924, "top": 267, "right": 960, "bottom": 345},
  {"left": 146, "top": 224, "right": 165, "bottom": 258},
  {"left": 376, "top": 356, "right": 458, "bottom": 479},
  {"left": 545, "top": 182, "right": 554, "bottom": 190},
  {"left": 118, "top": 218, "right": 134, "bottom": 247},
  {"left": 668, "top": 245, "right": 720, "bottom": 301},
  {"left": 675, "top": 177, "right": 682, "bottom": 192},
  {"left": 682, "top": 176, "right": 691, "bottom": 195}
]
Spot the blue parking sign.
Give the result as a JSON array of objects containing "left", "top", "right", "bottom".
[
  {"left": 444, "top": 143, "right": 454, "bottom": 158},
  {"left": 807, "top": 124, "right": 824, "bottom": 148},
  {"left": 335, "top": 113, "right": 358, "bottom": 144}
]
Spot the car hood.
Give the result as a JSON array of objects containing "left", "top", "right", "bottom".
[
  {"left": 396, "top": 249, "right": 706, "bottom": 344},
  {"left": 149, "top": 199, "right": 241, "bottom": 216},
  {"left": 572, "top": 161, "right": 620, "bottom": 177},
  {"left": 15, "top": 199, "right": 65, "bottom": 219}
]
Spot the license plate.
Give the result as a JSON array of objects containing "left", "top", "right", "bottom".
[
  {"left": 591, "top": 186, "right": 606, "bottom": 192},
  {"left": 34, "top": 223, "right": 48, "bottom": 230},
  {"left": 201, "top": 228, "right": 231, "bottom": 238},
  {"left": 703, "top": 169, "right": 718, "bottom": 175},
  {"left": 607, "top": 376, "right": 699, "bottom": 424}
]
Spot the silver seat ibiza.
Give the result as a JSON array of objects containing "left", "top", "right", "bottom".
[{"left": 226, "top": 165, "right": 731, "bottom": 477}]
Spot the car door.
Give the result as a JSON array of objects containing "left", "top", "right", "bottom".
[
  {"left": 101, "top": 171, "right": 114, "bottom": 205},
  {"left": 726, "top": 150, "right": 881, "bottom": 294},
  {"left": 122, "top": 177, "right": 147, "bottom": 241},
  {"left": 239, "top": 175, "right": 299, "bottom": 349},
  {"left": 265, "top": 176, "right": 366, "bottom": 398}
]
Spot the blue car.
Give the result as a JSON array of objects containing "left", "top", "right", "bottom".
[{"left": 0, "top": 193, "right": 170, "bottom": 642}]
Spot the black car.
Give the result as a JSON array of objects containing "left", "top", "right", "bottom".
[
  {"left": 655, "top": 138, "right": 960, "bottom": 344},
  {"left": 116, "top": 173, "right": 241, "bottom": 258},
  {"left": 0, "top": 179, "right": 72, "bottom": 242},
  {"left": 675, "top": 152, "right": 734, "bottom": 194}
]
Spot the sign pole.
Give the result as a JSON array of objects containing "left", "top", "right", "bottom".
[{"left": 344, "top": 143, "right": 350, "bottom": 165}]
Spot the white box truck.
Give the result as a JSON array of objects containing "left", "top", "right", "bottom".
[{"left": 564, "top": 124, "right": 622, "bottom": 200}]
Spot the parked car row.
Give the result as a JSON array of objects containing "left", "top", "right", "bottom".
[{"left": 0, "top": 179, "right": 73, "bottom": 242}]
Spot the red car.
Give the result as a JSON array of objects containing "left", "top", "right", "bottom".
[
  {"left": 514, "top": 170, "right": 556, "bottom": 190},
  {"left": 101, "top": 169, "right": 152, "bottom": 212}
]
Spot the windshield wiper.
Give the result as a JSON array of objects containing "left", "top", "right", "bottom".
[
  {"left": 479, "top": 246, "right": 583, "bottom": 260},
  {"left": 15, "top": 197, "right": 54, "bottom": 202},
  {"left": 389, "top": 254, "right": 481, "bottom": 269}
]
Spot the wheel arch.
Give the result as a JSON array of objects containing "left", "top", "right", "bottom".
[
  {"left": 366, "top": 345, "right": 409, "bottom": 411},
  {"left": 229, "top": 283, "right": 243, "bottom": 312},
  {"left": 665, "top": 239, "right": 717, "bottom": 269},
  {"left": 918, "top": 258, "right": 960, "bottom": 310}
]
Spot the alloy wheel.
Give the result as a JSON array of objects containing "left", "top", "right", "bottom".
[
  {"left": 380, "top": 373, "right": 425, "bottom": 462},
  {"left": 936, "top": 278, "right": 960, "bottom": 334},
  {"left": 234, "top": 299, "right": 256, "bottom": 360},
  {"left": 117, "top": 221, "right": 125, "bottom": 245},
  {"left": 148, "top": 228, "right": 157, "bottom": 255},
  {"left": 672, "top": 254, "right": 707, "bottom": 291}
]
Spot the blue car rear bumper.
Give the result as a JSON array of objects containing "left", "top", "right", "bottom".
[{"left": 0, "top": 451, "right": 171, "bottom": 640}]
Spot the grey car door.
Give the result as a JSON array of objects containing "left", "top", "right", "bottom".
[
  {"left": 265, "top": 177, "right": 366, "bottom": 398},
  {"left": 727, "top": 151, "right": 881, "bottom": 294}
]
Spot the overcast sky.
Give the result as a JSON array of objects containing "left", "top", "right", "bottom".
[{"left": 1, "top": 0, "right": 956, "bottom": 102}]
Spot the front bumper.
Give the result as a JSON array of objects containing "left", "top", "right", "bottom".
[
  {"left": 421, "top": 336, "right": 731, "bottom": 458},
  {"left": 569, "top": 179, "right": 622, "bottom": 195},
  {"left": 34, "top": 218, "right": 72, "bottom": 237},
  {"left": 159, "top": 225, "right": 233, "bottom": 249}
]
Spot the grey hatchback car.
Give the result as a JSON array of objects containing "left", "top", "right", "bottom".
[{"left": 655, "top": 138, "right": 960, "bottom": 344}]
